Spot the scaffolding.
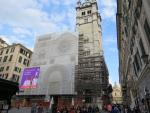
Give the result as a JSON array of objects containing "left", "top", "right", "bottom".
[{"left": 75, "top": 34, "right": 109, "bottom": 103}]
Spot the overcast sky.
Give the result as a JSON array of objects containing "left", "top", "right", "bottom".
[{"left": 0, "top": 0, "right": 118, "bottom": 85}]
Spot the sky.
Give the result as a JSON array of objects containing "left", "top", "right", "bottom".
[{"left": 0, "top": 0, "right": 119, "bottom": 85}]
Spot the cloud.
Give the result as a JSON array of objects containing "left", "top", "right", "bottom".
[
  {"left": 38, "top": 0, "right": 76, "bottom": 6},
  {"left": 12, "top": 27, "right": 32, "bottom": 36},
  {"left": 98, "top": 0, "right": 116, "bottom": 21},
  {"left": 0, "top": 25, "right": 3, "bottom": 31},
  {"left": 0, "top": 0, "right": 116, "bottom": 47},
  {"left": 0, "top": 34, "right": 33, "bottom": 48},
  {"left": 1, "top": 35, "right": 24, "bottom": 44},
  {"left": 0, "top": 0, "right": 66, "bottom": 36}
]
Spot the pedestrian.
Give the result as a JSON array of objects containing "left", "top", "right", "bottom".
[
  {"left": 107, "top": 104, "right": 120, "bottom": 113},
  {"left": 63, "top": 106, "right": 68, "bottom": 113},
  {"left": 75, "top": 106, "right": 81, "bottom": 113},
  {"left": 81, "top": 106, "right": 88, "bottom": 113},
  {"left": 37, "top": 104, "right": 44, "bottom": 113},
  {"left": 17, "top": 103, "right": 20, "bottom": 109},
  {"left": 107, "top": 104, "right": 112, "bottom": 113},
  {"left": 69, "top": 107, "right": 75, "bottom": 113},
  {"left": 87, "top": 106, "right": 92, "bottom": 113},
  {"left": 31, "top": 103, "right": 37, "bottom": 113}
]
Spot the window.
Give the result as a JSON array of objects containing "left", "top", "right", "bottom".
[
  {"left": 133, "top": 62, "right": 138, "bottom": 76},
  {"left": 16, "top": 76, "right": 20, "bottom": 82},
  {"left": 18, "top": 56, "right": 22, "bottom": 63},
  {"left": 124, "top": 27, "right": 128, "bottom": 37},
  {"left": 9, "top": 55, "right": 13, "bottom": 61},
  {"left": 82, "top": 11, "right": 85, "bottom": 16},
  {"left": 1, "top": 74, "right": 4, "bottom": 79},
  {"left": 10, "top": 47, "right": 15, "bottom": 52},
  {"left": 14, "top": 67, "right": 21, "bottom": 73},
  {"left": 27, "top": 53, "right": 31, "bottom": 58},
  {"left": 130, "top": 37, "right": 135, "bottom": 54},
  {"left": 139, "top": 39, "right": 146, "bottom": 56},
  {"left": 144, "top": 19, "right": 150, "bottom": 45},
  {"left": 27, "top": 60, "right": 30, "bottom": 66},
  {"left": 132, "top": 25, "right": 136, "bottom": 35},
  {"left": 134, "top": 50, "right": 142, "bottom": 72},
  {"left": 6, "top": 49, "right": 9, "bottom": 54},
  {"left": 5, "top": 73, "right": 8, "bottom": 79},
  {"left": 83, "top": 51, "right": 90, "bottom": 56},
  {"left": 135, "top": 56, "right": 139, "bottom": 71},
  {"left": 128, "top": 0, "right": 131, "bottom": 9},
  {"left": 134, "top": 7, "right": 140, "bottom": 19},
  {"left": 20, "top": 48, "right": 30, "bottom": 57},
  {"left": 20, "top": 48, "right": 23, "bottom": 54},
  {"left": 0, "top": 50, "right": 3, "bottom": 55},
  {"left": 23, "top": 59, "right": 27, "bottom": 65},
  {"left": 3, "top": 56, "right": 8, "bottom": 62},
  {"left": 25, "top": 51, "right": 27, "bottom": 56},
  {"left": 6, "top": 66, "right": 9, "bottom": 71},
  {"left": 28, "top": 54, "right": 31, "bottom": 58},
  {"left": 0, "top": 67, "right": 4, "bottom": 72},
  {"left": 0, "top": 57, "right": 2, "bottom": 62},
  {"left": 87, "top": 10, "right": 91, "bottom": 14},
  {"left": 14, "top": 67, "right": 17, "bottom": 72},
  {"left": 11, "top": 74, "right": 19, "bottom": 82},
  {"left": 84, "top": 39, "right": 89, "bottom": 43},
  {"left": 11, "top": 74, "right": 16, "bottom": 81}
]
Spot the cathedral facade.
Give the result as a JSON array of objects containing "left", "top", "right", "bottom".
[{"left": 18, "top": 0, "right": 109, "bottom": 108}]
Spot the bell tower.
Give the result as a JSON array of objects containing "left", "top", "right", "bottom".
[
  {"left": 76, "top": 0, "right": 103, "bottom": 56},
  {"left": 75, "top": 0, "right": 109, "bottom": 106}
]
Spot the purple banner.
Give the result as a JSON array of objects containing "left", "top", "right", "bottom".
[{"left": 20, "top": 67, "right": 40, "bottom": 89}]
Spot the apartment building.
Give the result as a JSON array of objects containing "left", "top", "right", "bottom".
[
  {"left": 0, "top": 43, "right": 32, "bottom": 82},
  {"left": 117, "top": 0, "right": 150, "bottom": 111}
]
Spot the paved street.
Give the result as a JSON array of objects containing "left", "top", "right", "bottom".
[
  {"left": 7, "top": 107, "right": 110, "bottom": 113},
  {"left": 8, "top": 107, "right": 49, "bottom": 113},
  {"left": 8, "top": 107, "right": 31, "bottom": 113}
]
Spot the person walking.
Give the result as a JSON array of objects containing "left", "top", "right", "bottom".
[
  {"left": 31, "top": 103, "right": 37, "bottom": 113},
  {"left": 107, "top": 104, "right": 120, "bottom": 113},
  {"left": 37, "top": 104, "right": 44, "bottom": 113}
]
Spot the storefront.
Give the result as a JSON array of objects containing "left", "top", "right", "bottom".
[{"left": 0, "top": 78, "right": 19, "bottom": 112}]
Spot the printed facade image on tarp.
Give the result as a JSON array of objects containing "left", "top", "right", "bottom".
[
  {"left": 20, "top": 67, "right": 40, "bottom": 89},
  {"left": 20, "top": 32, "right": 78, "bottom": 95}
]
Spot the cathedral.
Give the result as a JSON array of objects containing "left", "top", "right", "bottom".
[{"left": 18, "top": 0, "right": 109, "bottom": 109}]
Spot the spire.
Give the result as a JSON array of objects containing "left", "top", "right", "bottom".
[
  {"left": 85, "top": 0, "right": 91, "bottom": 3},
  {"left": 114, "top": 82, "right": 117, "bottom": 87},
  {"left": 77, "top": 0, "right": 81, "bottom": 7},
  {"left": 85, "top": 0, "right": 96, "bottom": 3}
]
